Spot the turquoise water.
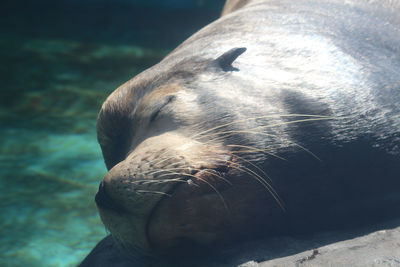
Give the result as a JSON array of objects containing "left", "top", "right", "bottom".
[
  {"left": 0, "top": 37, "right": 166, "bottom": 266},
  {"left": 0, "top": 1, "right": 221, "bottom": 266}
]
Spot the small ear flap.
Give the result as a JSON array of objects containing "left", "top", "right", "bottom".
[{"left": 213, "top": 47, "right": 247, "bottom": 72}]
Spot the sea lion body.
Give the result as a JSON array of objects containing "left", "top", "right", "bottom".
[{"left": 90, "top": 0, "right": 400, "bottom": 260}]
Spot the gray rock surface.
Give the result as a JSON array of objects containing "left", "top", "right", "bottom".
[
  {"left": 80, "top": 219, "right": 400, "bottom": 266},
  {"left": 243, "top": 225, "right": 400, "bottom": 267}
]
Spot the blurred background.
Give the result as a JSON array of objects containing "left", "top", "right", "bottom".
[{"left": 0, "top": 0, "right": 223, "bottom": 266}]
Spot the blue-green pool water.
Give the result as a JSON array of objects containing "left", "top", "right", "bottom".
[
  {"left": 0, "top": 1, "right": 221, "bottom": 265},
  {"left": 0, "top": 37, "right": 166, "bottom": 266}
]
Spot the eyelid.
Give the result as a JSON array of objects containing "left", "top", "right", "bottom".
[{"left": 149, "top": 95, "right": 176, "bottom": 122}]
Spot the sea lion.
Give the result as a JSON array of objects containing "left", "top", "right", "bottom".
[{"left": 89, "top": 0, "right": 400, "bottom": 262}]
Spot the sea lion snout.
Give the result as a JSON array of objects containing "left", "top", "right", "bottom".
[
  {"left": 95, "top": 181, "right": 126, "bottom": 214},
  {"left": 95, "top": 132, "right": 236, "bottom": 251}
]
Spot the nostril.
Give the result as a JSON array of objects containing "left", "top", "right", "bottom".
[{"left": 95, "top": 180, "right": 126, "bottom": 213}]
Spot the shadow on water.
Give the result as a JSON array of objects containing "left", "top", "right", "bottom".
[{"left": 0, "top": 0, "right": 223, "bottom": 266}]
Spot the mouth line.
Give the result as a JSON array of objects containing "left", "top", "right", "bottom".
[
  {"left": 143, "top": 175, "right": 190, "bottom": 251},
  {"left": 144, "top": 165, "right": 232, "bottom": 250}
]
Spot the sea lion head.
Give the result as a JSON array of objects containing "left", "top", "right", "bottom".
[{"left": 95, "top": 47, "right": 286, "bottom": 254}]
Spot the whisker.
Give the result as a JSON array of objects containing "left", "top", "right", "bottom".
[
  {"left": 228, "top": 144, "right": 287, "bottom": 161},
  {"left": 208, "top": 157, "right": 285, "bottom": 212},
  {"left": 136, "top": 190, "right": 172, "bottom": 197},
  {"left": 196, "top": 117, "right": 334, "bottom": 141},
  {"left": 142, "top": 166, "right": 191, "bottom": 177},
  {"left": 291, "top": 142, "right": 321, "bottom": 161},
  {"left": 194, "top": 176, "right": 229, "bottom": 212},
  {"left": 223, "top": 150, "right": 276, "bottom": 186},
  {"left": 203, "top": 130, "right": 320, "bottom": 162},
  {"left": 137, "top": 151, "right": 284, "bottom": 211},
  {"left": 195, "top": 168, "right": 233, "bottom": 186},
  {"left": 127, "top": 178, "right": 187, "bottom": 185},
  {"left": 156, "top": 171, "right": 191, "bottom": 180},
  {"left": 155, "top": 168, "right": 232, "bottom": 186},
  {"left": 144, "top": 150, "right": 181, "bottom": 168},
  {"left": 191, "top": 114, "right": 335, "bottom": 140},
  {"left": 155, "top": 171, "right": 229, "bottom": 212}
]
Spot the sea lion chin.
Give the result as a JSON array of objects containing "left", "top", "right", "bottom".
[{"left": 93, "top": 0, "right": 400, "bottom": 256}]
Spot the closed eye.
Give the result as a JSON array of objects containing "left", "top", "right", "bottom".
[{"left": 150, "top": 95, "right": 176, "bottom": 122}]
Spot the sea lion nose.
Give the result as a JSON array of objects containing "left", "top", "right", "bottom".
[{"left": 95, "top": 180, "right": 126, "bottom": 213}]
